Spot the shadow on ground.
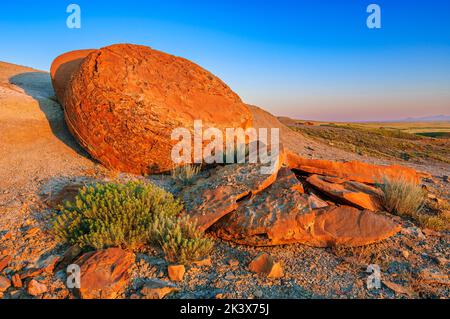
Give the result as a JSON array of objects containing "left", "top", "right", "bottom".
[{"left": 9, "top": 71, "right": 91, "bottom": 160}]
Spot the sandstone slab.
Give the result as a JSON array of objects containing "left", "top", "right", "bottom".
[
  {"left": 74, "top": 247, "right": 134, "bottom": 299},
  {"left": 213, "top": 168, "right": 401, "bottom": 247},
  {"left": 306, "top": 174, "right": 382, "bottom": 211},
  {"left": 286, "top": 151, "right": 421, "bottom": 184},
  {"left": 181, "top": 150, "right": 283, "bottom": 231}
]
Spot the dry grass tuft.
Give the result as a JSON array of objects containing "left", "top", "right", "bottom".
[
  {"left": 171, "top": 164, "right": 202, "bottom": 185},
  {"left": 379, "top": 177, "right": 426, "bottom": 217},
  {"left": 379, "top": 177, "right": 449, "bottom": 231}
]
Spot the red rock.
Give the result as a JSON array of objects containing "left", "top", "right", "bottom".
[
  {"left": 0, "top": 255, "right": 11, "bottom": 272},
  {"left": 181, "top": 149, "right": 283, "bottom": 231},
  {"left": 0, "top": 276, "right": 11, "bottom": 292},
  {"left": 61, "top": 44, "right": 253, "bottom": 174},
  {"left": 37, "top": 255, "right": 59, "bottom": 274},
  {"left": 26, "top": 227, "right": 40, "bottom": 237},
  {"left": 248, "top": 253, "right": 284, "bottom": 279},
  {"left": 27, "top": 279, "right": 47, "bottom": 296},
  {"left": 11, "top": 274, "right": 22, "bottom": 288},
  {"left": 286, "top": 151, "right": 422, "bottom": 184},
  {"left": 75, "top": 247, "right": 134, "bottom": 299},
  {"left": 214, "top": 172, "right": 401, "bottom": 247},
  {"left": 167, "top": 265, "right": 185, "bottom": 282},
  {"left": 50, "top": 49, "right": 97, "bottom": 105},
  {"left": 1, "top": 232, "right": 12, "bottom": 241},
  {"left": 306, "top": 174, "right": 382, "bottom": 211},
  {"left": 307, "top": 206, "right": 401, "bottom": 247},
  {"left": 213, "top": 167, "right": 311, "bottom": 245}
]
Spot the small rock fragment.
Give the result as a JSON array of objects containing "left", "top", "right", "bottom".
[
  {"left": 248, "top": 253, "right": 284, "bottom": 279},
  {"left": 0, "top": 276, "right": 11, "bottom": 292},
  {"left": 27, "top": 279, "right": 48, "bottom": 296},
  {"left": 168, "top": 265, "right": 185, "bottom": 282},
  {"left": 0, "top": 255, "right": 12, "bottom": 272},
  {"left": 11, "top": 274, "right": 22, "bottom": 288}
]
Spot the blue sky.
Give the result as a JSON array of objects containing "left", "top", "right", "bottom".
[{"left": 1, "top": 0, "right": 449, "bottom": 121}]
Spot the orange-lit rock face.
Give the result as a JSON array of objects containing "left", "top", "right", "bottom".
[
  {"left": 308, "top": 206, "right": 401, "bottom": 247},
  {"left": 181, "top": 150, "right": 283, "bottom": 232},
  {"left": 75, "top": 248, "right": 134, "bottom": 299},
  {"left": 50, "top": 49, "right": 97, "bottom": 106},
  {"left": 306, "top": 174, "right": 382, "bottom": 211},
  {"left": 286, "top": 151, "right": 421, "bottom": 184},
  {"left": 213, "top": 167, "right": 401, "bottom": 247},
  {"left": 61, "top": 44, "right": 253, "bottom": 174}
]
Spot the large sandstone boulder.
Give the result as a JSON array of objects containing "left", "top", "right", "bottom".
[
  {"left": 58, "top": 44, "right": 253, "bottom": 174},
  {"left": 50, "top": 49, "right": 96, "bottom": 105}
]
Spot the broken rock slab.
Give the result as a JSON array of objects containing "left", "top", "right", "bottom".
[
  {"left": 212, "top": 167, "right": 313, "bottom": 246},
  {"left": 306, "top": 174, "right": 382, "bottom": 211},
  {"left": 213, "top": 168, "right": 401, "bottom": 247},
  {"left": 286, "top": 151, "right": 423, "bottom": 184},
  {"left": 181, "top": 149, "right": 284, "bottom": 232}
]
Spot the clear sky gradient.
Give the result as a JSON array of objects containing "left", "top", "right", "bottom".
[{"left": 1, "top": 0, "right": 449, "bottom": 121}]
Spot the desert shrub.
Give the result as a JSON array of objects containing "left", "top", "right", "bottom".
[
  {"left": 151, "top": 216, "right": 214, "bottom": 265},
  {"left": 53, "top": 181, "right": 183, "bottom": 250},
  {"left": 171, "top": 164, "right": 202, "bottom": 185},
  {"left": 379, "top": 177, "right": 426, "bottom": 217}
]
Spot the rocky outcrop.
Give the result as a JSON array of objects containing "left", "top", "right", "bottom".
[
  {"left": 212, "top": 165, "right": 401, "bottom": 247},
  {"left": 58, "top": 44, "right": 253, "bottom": 174},
  {"left": 286, "top": 151, "right": 421, "bottom": 184},
  {"left": 74, "top": 247, "right": 134, "bottom": 299},
  {"left": 50, "top": 49, "right": 96, "bottom": 105},
  {"left": 181, "top": 149, "right": 283, "bottom": 231},
  {"left": 212, "top": 167, "right": 312, "bottom": 245}
]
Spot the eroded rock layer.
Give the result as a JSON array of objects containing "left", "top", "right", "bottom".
[{"left": 286, "top": 151, "right": 421, "bottom": 184}]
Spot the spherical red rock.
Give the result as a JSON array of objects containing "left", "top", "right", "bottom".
[
  {"left": 50, "top": 49, "right": 97, "bottom": 105},
  {"left": 63, "top": 44, "right": 253, "bottom": 174}
]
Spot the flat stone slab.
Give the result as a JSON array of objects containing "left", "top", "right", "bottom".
[
  {"left": 181, "top": 150, "right": 283, "bottom": 231},
  {"left": 286, "top": 151, "right": 422, "bottom": 184}
]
